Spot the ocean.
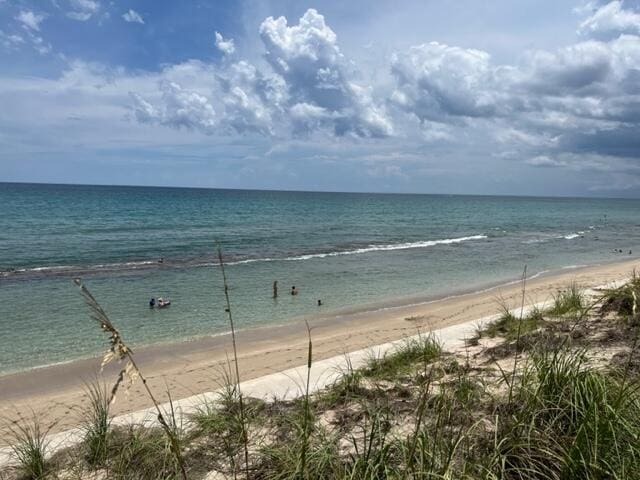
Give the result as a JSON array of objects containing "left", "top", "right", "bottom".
[{"left": 1, "top": 182, "right": 639, "bottom": 375}]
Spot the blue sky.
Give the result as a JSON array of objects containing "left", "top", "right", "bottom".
[{"left": 1, "top": 0, "right": 639, "bottom": 196}]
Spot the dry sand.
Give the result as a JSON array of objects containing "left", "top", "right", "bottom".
[{"left": 0, "top": 258, "right": 638, "bottom": 443}]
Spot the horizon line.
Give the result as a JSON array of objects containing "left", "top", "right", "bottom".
[{"left": 0, "top": 180, "right": 638, "bottom": 201}]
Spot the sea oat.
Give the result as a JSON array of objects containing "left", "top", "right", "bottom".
[{"left": 73, "top": 278, "right": 138, "bottom": 402}]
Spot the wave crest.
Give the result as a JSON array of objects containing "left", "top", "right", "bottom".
[{"left": 228, "top": 235, "right": 488, "bottom": 264}]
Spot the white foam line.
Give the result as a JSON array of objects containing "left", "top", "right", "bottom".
[
  {"left": 0, "top": 280, "right": 625, "bottom": 467},
  {"left": 226, "top": 235, "right": 488, "bottom": 265}
]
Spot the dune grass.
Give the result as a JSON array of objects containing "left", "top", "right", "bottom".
[
  {"left": 483, "top": 304, "right": 546, "bottom": 341},
  {"left": 600, "top": 270, "right": 640, "bottom": 318},
  {"left": 548, "top": 282, "right": 586, "bottom": 316},
  {"left": 79, "top": 380, "right": 111, "bottom": 467},
  {"left": 362, "top": 333, "right": 442, "bottom": 380},
  {"left": 7, "top": 416, "right": 50, "bottom": 480}
]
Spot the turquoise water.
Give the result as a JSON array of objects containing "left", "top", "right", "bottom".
[{"left": 1, "top": 182, "right": 639, "bottom": 375}]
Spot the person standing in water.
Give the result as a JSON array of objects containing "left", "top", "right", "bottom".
[
  {"left": 291, "top": 286, "right": 298, "bottom": 296},
  {"left": 273, "top": 280, "right": 278, "bottom": 298}
]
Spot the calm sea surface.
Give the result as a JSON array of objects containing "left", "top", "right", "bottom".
[{"left": 1, "top": 183, "right": 639, "bottom": 374}]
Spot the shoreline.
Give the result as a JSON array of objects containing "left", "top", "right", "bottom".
[
  {"left": 1, "top": 256, "right": 633, "bottom": 379},
  {"left": 1, "top": 257, "right": 638, "bottom": 439}
]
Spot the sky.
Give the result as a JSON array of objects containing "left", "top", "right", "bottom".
[{"left": 0, "top": 0, "right": 639, "bottom": 197}]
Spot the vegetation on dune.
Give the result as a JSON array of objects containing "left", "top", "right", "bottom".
[
  {"left": 6, "top": 416, "right": 51, "bottom": 480},
  {"left": 548, "top": 282, "right": 586, "bottom": 316},
  {"left": 482, "top": 303, "right": 546, "bottom": 341},
  {"left": 600, "top": 270, "right": 640, "bottom": 318},
  {"left": 4, "top": 270, "right": 640, "bottom": 479}
]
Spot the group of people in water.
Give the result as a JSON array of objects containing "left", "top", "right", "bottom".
[
  {"left": 272, "top": 280, "right": 322, "bottom": 306},
  {"left": 613, "top": 249, "right": 633, "bottom": 255},
  {"left": 147, "top": 282, "right": 322, "bottom": 309}
]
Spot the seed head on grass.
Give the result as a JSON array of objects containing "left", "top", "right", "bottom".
[{"left": 72, "top": 279, "right": 137, "bottom": 403}]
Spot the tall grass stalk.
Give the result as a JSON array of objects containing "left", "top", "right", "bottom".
[
  {"left": 404, "top": 367, "right": 434, "bottom": 478},
  {"left": 73, "top": 278, "right": 187, "bottom": 480},
  {"left": 217, "top": 247, "right": 250, "bottom": 478},
  {"left": 298, "top": 321, "right": 313, "bottom": 478},
  {"left": 508, "top": 265, "right": 527, "bottom": 405}
]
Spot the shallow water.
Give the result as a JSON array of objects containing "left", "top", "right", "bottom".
[{"left": 1, "top": 183, "right": 639, "bottom": 374}]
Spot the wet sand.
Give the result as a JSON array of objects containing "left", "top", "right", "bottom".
[{"left": 0, "top": 258, "right": 638, "bottom": 442}]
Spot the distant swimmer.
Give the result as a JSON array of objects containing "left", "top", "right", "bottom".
[
  {"left": 291, "top": 286, "right": 298, "bottom": 296},
  {"left": 317, "top": 299, "right": 322, "bottom": 306},
  {"left": 630, "top": 250, "right": 633, "bottom": 255},
  {"left": 159, "top": 257, "right": 164, "bottom": 264},
  {"left": 273, "top": 280, "right": 278, "bottom": 299},
  {"left": 149, "top": 297, "right": 156, "bottom": 308}
]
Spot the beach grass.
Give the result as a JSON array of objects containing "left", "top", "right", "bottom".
[
  {"left": 7, "top": 416, "right": 50, "bottom": 480},
  {"left": 548, "top": 281, "right": 586, "bottom": 316},
  {"left": 79, "top": 380, "right": 111, "bottom": 467},
  {"left": 362, "top": 333, "right": 442, "bottom": 380}
]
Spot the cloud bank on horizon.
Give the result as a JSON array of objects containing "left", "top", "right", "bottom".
[{"left": 0, "top": 0, "right": 639, "bottom": 196}]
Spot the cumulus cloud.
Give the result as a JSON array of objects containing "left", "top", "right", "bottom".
[
  {"left": 129, "top": 59, "right": 285, "bottom": 136},
  {"left": 387, "top": 19, "right": 640, "bottom": 175},
  {"left": 214, "top": 32, "right": 235, "bottom": 55},
  {"left": 131, "top": 79, "right": 217, "bottom": 134},
  {"left": 16, "top": 10, "right": 45, "bottom": 31},
  {"left": 215, "top": 60, "right": 283, "bottom": 135},
  {"left": 520, "top": 41, "right": 612, "bottom": 95},
  {"left": 131, "top": 9, "right": 392, "bottom": 139},
  {"left": 259, "top": 9, "right": 392, "bottom": 137},
  {"left": 579, "top": 1, "right": 640, "bottom": 37},
  {"left": 390, "top": 42, "right": 501, "bottom": 122},
  {"left": 67, "top": 0, "right": 100, "bottom": 21},
  {"left": 122, "top": 9, "right": 144, "bottom": 25}
]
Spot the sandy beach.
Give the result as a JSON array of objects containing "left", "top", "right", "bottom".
[{"left": 1, "top": 257, "right": 638, "bottom": 443}]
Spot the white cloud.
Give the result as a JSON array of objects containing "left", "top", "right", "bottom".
[
  {"left": 132, "top": 9, "right": 393, "bottom": 139},
  {"left": 525, "top": 155, "right": 568, "bottom": 167},
  {"left": 10, "top": 12, "right": 52, "bottom": 54},
  {"left": 521, "top": 40, "right": 612, "bottom": 95},
  {"left": 132, "top": 80, "right": 217, "bottom": 134},
  {"left": 122, "top": 9, "right": 144, "bottom": 25},
  {"left": 579, "top": 1, "right": 640, "bottom": 37},
  {"left": 259, "top": 9, "right": 392, "bottom": 137},
  {"left": 67, "top": 0, "right": 100, "bottom": 21},
  {"left": 16, "top": 11, "right": 45, "bottom": 31},
  {"left": 0, "top": 30, "right": 25, "bottom": 49},
  {"left": 391, "top": 42, "right": 501, "bottom": 122},
  {"left": 214, "top": 32, "right": 235, "bottom": 55}
]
